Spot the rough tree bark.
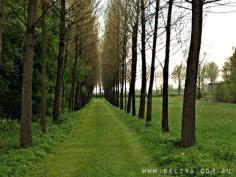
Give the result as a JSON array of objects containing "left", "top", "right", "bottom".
[
  {"left": 20, "top": 0, "right": 38, "bottom": 147},
  {"left": 138, "top": 0, "right": 147, "bottom": 119},
  {"left": 53, "top": 0, "right": 66, "bottom": 123},
  {"left": 162, "top": 0, "right": 173, "bottom": 133},
  {"left": 146, "top": 0, "right": 160, "bottom": 125},
  {"left": 181, "top": 0, "right": 203, "bottom": 147},
  {"left": 40, "top": 0, "right": 47, "bottom": 133}
]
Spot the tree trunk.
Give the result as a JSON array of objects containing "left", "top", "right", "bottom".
[
  {"left": 120, "top": 8, "right": 128, "bottom": 110},
  {"left": 181, "top": 0, "right": 203, "bottom": 148},
  {"left": 127, "top": 0, "right": 139, "bottom": 116},
  {"left": 53, "top": 0, "right": 66, "bottom": 123},
  {"left": 20, "top": 0, "right": 38, "bottom": 147},
  {"left": 61, "top": 41, "right": 68, "bottom": 111},
  {"left": 178, "top": 78, "right": 181, "bottom": 95},
  {"left": 127, "top": 84, "right": 132, "bottom": 113},
  {"left": 162, "top": 0, "right": 173, "bottom": 133},
  {"left": 138, "top": 0, "right": 146, "bottom": 119},
  {"left": 69, "top": 27, "right": 79, "bottom": 112},
  {"left": 40, "top": 0, "right": 47, "bottom": 133},
  {"left": 197, "top": 75, "right": 201, "bottom": 99},
  {"left": 0, "top": 0, "right": 5, "bottom": 66},
  {"left": 124, "top": 61, "right": 127, "bottom": 110},
  {"left": 120, "top": 62, "right": 124, "bottom": 109},
  {"left": 75, "top": 82, "right": 81, "bottom": 110},
  {"left": 146, "top": 0, "right": 159, "bottom": 125},
  {"left": 116, "top": 77, "right": 120, "bottom": 107}
]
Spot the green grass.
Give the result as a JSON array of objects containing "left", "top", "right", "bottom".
[
  {"left": 0, "top": 110, "right": 83, "bottom": 177},
  {"left": 27, "top": 99, "right": 160, "bottom": 177},
  {"left": 0, "top": 97, "right": 235, "bottom": 177},
  {"left": 111, "top": 96, "right": 236, "bottom": 177}
]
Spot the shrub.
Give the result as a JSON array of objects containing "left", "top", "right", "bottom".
[{"left": 214, "top": 82, "right": 232, "bottom": 103}]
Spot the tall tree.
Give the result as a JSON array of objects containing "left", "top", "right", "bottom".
[
  {"left": 205, "top": 61, "right": 219, "bottom": 92},
  {"left": 20, "top": 0, "right": 38, "bottom": 147},
  {"left": 171, "top": 64, "right": 185, "bottom": 95},
  {"left": 162, "top": 0, "right": 173, "bottom": 133},
  {"left": 40, "top": 0, "right": 47, "bottom": 132},
  {"left": 138, "top": 0, "right": 147, "bottom": 119},
  {"left": 146, "top": 0, "right": 160, "bottom": 125},
  {"left": 120, "top": 1, "right": 128, "bottom": 110},
  {"left": 197, "top": 60, "right": 207, "bottom": 99},
  {"left": 181, "top": 0, "right": 203, "bottom": 147},
  {"left": 69, "top": 26, "right": 79, "bottom": 112},
  {"left": 0, "top": 0, "right": 5, "bottom": 65},
  {"left": 127, "top": 0, "right": 140, "bottom": 116},
  {"left": 222, "top": 58, "right": 231, "bottom": 83},
  {"left": 53, "top": 0, "right": 66, "bottom": 123}
]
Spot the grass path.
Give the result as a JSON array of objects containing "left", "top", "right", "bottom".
[{"left": 34, "top": 99, "right": 159, "bottom": 177}]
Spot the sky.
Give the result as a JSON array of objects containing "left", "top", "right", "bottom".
[
  {"left": 202, "top": 4, "right": 236, "bottom": 68},
  {"left": 98, "top": 0, "right": 236, "bottom": 89}
]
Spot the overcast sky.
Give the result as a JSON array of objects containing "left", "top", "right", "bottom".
[
  {"left": 202, "top": 3, "right": 236, "bottom": 68},
  {"left": 99, "top": 0, "right": 236, "bottom": 88}
]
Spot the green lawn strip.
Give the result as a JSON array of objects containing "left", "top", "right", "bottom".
[
  {"left": 31, "top": 99, "right": 160, "bottom": 177},
  {"left": 109, "top": 97, "right": 236, "bottom": 177},
  {"left": 0, "top": 104, "right": 88, "bottom": 177}
]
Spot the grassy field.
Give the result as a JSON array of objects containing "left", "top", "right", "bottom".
[
  {"left": 113, "top": 96, "right": 236, "bottom": 176},
  {"left": 0, "top": 97, "right": 235, "bottom": 177}
]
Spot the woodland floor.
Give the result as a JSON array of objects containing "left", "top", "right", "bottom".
[{"left": 29, "top": 99, "right": 160, "bottom": 177}]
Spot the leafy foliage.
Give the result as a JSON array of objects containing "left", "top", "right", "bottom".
[
  {"left": 214, "top": 49, "right": 236, "bottom": 103},
  {"left": 0, "top": 111, "right": 81, "bottom": 177}
]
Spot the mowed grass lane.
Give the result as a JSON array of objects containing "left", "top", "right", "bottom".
[{"left": 32, "top": 99, "right": 159, "bottom": 177}]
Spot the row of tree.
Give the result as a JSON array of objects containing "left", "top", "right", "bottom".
[
  {"left": 101, "top": 0, "right": 221, "bottom": 147},
  {"left": 0, "top": 0, "right": 100, "bottom": 147}
]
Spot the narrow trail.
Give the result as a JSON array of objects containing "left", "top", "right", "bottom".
[{"left": 34, "top": 99, "right": 159, "bottom": 177}]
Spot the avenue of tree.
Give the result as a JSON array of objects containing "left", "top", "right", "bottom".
[
  {"left": 0, "top": 0, "right": 235, "bottom": 149},
  {"left": 101, "top": 0, "right": 235, "bottom": 148}
]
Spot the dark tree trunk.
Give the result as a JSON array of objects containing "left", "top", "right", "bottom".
[
  {"left": 178, "top": 78, "right": 181, "bottom": 95},
  {"left": 181, "top": 0, "right": 203, "bottom": 148},
  {"left": 138, "top": 0, "right": 146, "bottom": 119},
  {"left": 127, "top": 0, "right": 139, "bottom": 116},
  {"left": 75, "top": 82, "right": 82, "bottom": 110},
  {"left": 40, "top": 0, "right": 47, "bottom": 133},
  {"left": 69, "top": 27, "right": 79, "bottom": 112},
  {"left": 127, "top": 84, "right": 132, "bottom": 113},
  {"left": 53, "top": 0, "right": 66, "bottom": 123},
  {"left": 120, "top": 13, "right": 128, "bottom": 110},
  {"left": 116, "top": 77, "right": 120, "bottom": 107},
  {"left": 162, "top": 0, "right": 173, "bottom": 133},
  {"left": 124, "top": 61, "right": 127, "bottom": 110},
  {"left": 99, "top": 84, "right": 102, "bottom": 97},
  {"left": 0, "top": 0, "right": 5, "bottom": 66},
  {"left": 120, "top": 64, "right": 124, "bottom": 109},
  {"left": 61, "top": 41, "right": 68, "bottom": 111},
  {"left": 146, "top": 0, "right": 160, "bottom": 125},
  {"left": 20, "top": 0, "right": 38, "bottom": 147}
]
